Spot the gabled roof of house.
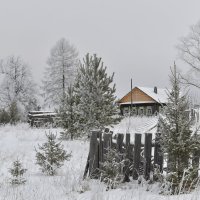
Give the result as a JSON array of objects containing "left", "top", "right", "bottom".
[
  {"left": 137, "top": 87, "right": 168, "bottom": 104},
  {"left": 118, "top": 86, "right": 168, "bottom": 104}
]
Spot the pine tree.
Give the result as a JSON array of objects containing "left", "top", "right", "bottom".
[
  {"left": 35, "top": 132, "right": 71, "bottom": 175},
  {"left": 9, "top": 159, "right": 27, "bottom": 185},
  {"left": 59, "top": 85, "right": 78, "bottom": 140},
  {"left": 159, "top": 63, "right": 199, "bottom": 193},
  {"left": 74, "top": 53, "right": 120, "bottom": 136}
]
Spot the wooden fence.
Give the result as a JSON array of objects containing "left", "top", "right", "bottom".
[
  {"left": 84, "top": 130, "right": 164, "bottom": 181},
  {"left": 84, "top": 130, "right": 200, "bottom": 182}
]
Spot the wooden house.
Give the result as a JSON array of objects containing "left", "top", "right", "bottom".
[{"left": 118, "top": 86, "right": 168, "bottom": 116}]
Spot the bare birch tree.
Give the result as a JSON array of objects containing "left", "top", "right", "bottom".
[
  {"left": 42, "top": 38, "right": 79, "bottom": 107},
  {"left": 177, "top": 21, "right": 200, "bottom": 88},
  {"left": 0, "top": 56, "right": 37, "bottom": 121}
]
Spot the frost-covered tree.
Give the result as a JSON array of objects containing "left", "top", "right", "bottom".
[
  {"left": 9, "top": 101, "right": 20, "bottom": 125},
  {"left": 74, "top": 53, "right": 120, "bottom": 136},
  {"left": 59, "top": 85, "right": 78, "bottom": 140},
  {"left": 9, "top": 159, "right": 27, "bottom": 185},
  {"left": 0, "top": 109, "right": 10, "bottom": 124},
  {"left": 0, "top": 56, "right": 37, "bottom": 121},
  {"left": 35, "top": 132, "right": 71, "bottom": 175},
  {"left": 42, "top": 38, "right": 79, "bottom": 107},
  {"left": 159, "top": 63, "right": 199, "bottom": 193}
]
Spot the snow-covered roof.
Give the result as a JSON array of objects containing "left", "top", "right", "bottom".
[
  {"left": 29, "top": 111, "right": 55, "bottom": 113},
  {"left": 137, "top": 87, "right": 168, "bottom": 104},
  {"left": 28, "top": 113, "right": 57, "bottom": 117}
]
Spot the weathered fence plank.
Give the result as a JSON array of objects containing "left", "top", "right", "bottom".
[
  {"left": 83, "top": 153, "right": 90, "bottom": 179},
  {"left": 125, "top": 133, "right": 131, "bottom": 157},
  {"left": 133, "top": 133, "right": 142, "bottom": 180},
  {"left": 99, "top": 131, "right": 103, "bottom": 169},
  {"left": 103, "top": 133, "right": 112, "bottom": 160},
  {"left": 123, "top": 133, "right": 131, "bottom": 182},
  {"left": 154, "top": 132, "right": 163, "bottom": 172},
  {"left": 117, "top": 133, "right": 124, "bottom": 153},
  {"left": 89, "top": 131, "right": 99, "bottom": 178},
  {"left": 144, "top": 133, "right": 152, "bottom": 180}
]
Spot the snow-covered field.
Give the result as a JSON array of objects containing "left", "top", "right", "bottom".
[
  {"left": 0, "top": 123, "right": 199, "bottom": 200},
  {"left": 0, "top": 124, "right": 88, "bottom": 200}
]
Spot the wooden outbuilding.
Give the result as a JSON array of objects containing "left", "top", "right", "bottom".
[
  {"left": 27, "top": 111, "right": 61, "bottom": 127},
  {"left": 118, "top": 86, "right": 168, "bottom": 116}
]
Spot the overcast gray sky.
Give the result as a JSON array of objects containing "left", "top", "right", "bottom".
[{"left": 0, "top": 0, "right": 200, "bottom": 98}]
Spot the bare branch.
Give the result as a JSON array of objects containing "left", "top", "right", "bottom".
[{"left": 177, "top": 21, "right": 200, "bottom": 88}]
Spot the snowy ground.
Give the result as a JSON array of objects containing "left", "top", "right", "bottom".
[
  {"left": 0, "top": 124, "right": 88, "bottom": 200},
  {"left": 0, "top": 123, "right": 199, "bottom": 200}
]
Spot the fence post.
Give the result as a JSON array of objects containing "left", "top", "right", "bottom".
[
  {"left": 123, "top": 133, "right": 131, "bottom": 182},
  {"left": 99, "top": 131, "right": 103, "bottom": 169},
  {"left": 83, "top": 153, "right": 90, "bottom": 179},
  {"left": 154, "top": 132, "right": 163, "bottom": 172},
  {"left": 103, "top": 133, "right": 112, "bottom": 161},
  {"left": 117, "top": 133, "right": 124, "bottom": 153},
  {"left": 133, "top": 133, "right": 141, "bottom": 180},
  {"left": 104, "top": 128, "right": 110, "bottom": 133},
  {"left": 89, "top": 130, "right": 99, "bottom": 178},
  {"left": 116, "top": 133, "right": 124, "bottom": 167},
  {"left": 144, "top": 133, "right": 152, "bottom": 180}
]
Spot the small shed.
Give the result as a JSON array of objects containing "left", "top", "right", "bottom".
[{"left": 27, "top": 111, "right": 61, "bottom": 127}]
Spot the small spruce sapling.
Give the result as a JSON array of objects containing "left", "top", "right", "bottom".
[
  {"left": 35, "top": 132, "right": 71, "bottom": 175},
  {"left": 99, "top": 148, "right": 125, "bottom": 190},
  {"left": 9, "top": 159, "right": 27, "bottom": 185}
]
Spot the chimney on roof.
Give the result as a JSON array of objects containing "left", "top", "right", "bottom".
[{"left": 154, "top": 86, "right": 157, "bottom": 94}]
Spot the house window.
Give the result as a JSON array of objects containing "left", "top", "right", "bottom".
[
  {"left": 147, "top": 108, "right": 152, "bottom": 116},
  {"left": 123, "top": 107, "right": 129, "bottom": 115},
  {"left": 139, "top": 107, "right": 144, "bottom": 115},
  {"left": 132, "top": 108, "right": 137, "bottom": 115}
]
